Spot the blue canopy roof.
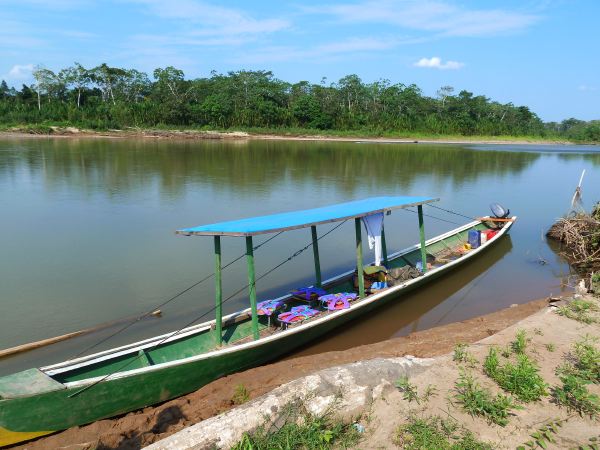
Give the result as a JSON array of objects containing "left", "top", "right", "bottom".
[{"left": 177, "top": 195, "right": 439, "bottom": 237}]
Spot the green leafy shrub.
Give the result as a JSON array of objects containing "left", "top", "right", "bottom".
[
  {"left": 453, "top": 371, "right": 519, "bottom": 426},
  {"left": 552, "top": 374, "right": 599, "bottom": 418},
  {"left": 483, "top": 347, "right": 548, "bottom": 402},
  {"left": 511, "top": 329, "right": 529, "bottom": 354}
]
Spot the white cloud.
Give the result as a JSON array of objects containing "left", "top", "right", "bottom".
[
  {"left": 316, "top": 0, "right": 539, "bottom": 37},
  {"left": 7, "top": 64, "right": 34, "bottom": 79},
  {"left": 414, "top": 56, "right": 463, "bottom": 70},
  {"left": 129, "top": 0, "right": 290, "bottom": 36},
  {"left": 578, "top": 85, "right": 597, "bottom": 92}
]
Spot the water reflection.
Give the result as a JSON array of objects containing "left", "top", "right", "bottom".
[{"left": 0, "top": 139, "right": 544, "bottom": 198}]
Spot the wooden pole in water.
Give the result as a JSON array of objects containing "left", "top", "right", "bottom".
[
  {"left": 311, "top": 225, "right": 322, "bottom": 288},
  {"left": 214, "top": 236, "right": 223, "bottom": 346},
  {"left": 246, "top": 236, "right": 260, "bottom": 340},
  {"left": 417, "top": 205, "right": 427, "bottom": 273},
  {"left": 355, "top": 218, "right": 365, "bottom": 298},
  {"left": 381, "top": 224, "right": 388, "bottom": 267}
]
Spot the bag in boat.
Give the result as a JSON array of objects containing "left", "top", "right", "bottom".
[
  {"left": 387, "top": 266, "right": 421, "bottom": 286},
  {"left": 353, "top": 265, "right": 387, "bottom": 290}
]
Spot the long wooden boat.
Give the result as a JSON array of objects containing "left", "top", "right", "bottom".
[{"left": 0, "top": 196, "right": 516, "bottom": 446}]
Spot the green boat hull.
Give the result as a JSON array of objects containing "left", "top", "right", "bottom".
[{"left": 0, "top": 219, "right": 512, "bottom": 446}]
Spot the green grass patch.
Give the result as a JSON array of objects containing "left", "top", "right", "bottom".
[
  {"left": 556, "top": 299, "right": 598, "bottom": 324},
  {"left": 483, "top": 346, "right": 548, "bottom": 402},
  {"left": 231, "top": 400, "right": 361, "bottom": 450},
  {"left": 453, "top": 371, "right": 520, "bottom": 426},
  {"left": 231, "top": 383, "right": 250, "bottom": 405},
  {"left": 394, "top": 415, "right": 492, "bottom": 449},
  {"left": 545, "top": 343, "right": 556, "bottom": 352}
]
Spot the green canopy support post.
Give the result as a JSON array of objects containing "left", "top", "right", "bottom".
[
  {"left": 381, "top": 224, "right": 388, "bottom": 267},
  {"left": 417, "top": 205, "right": 427, "bottom": 273},
  {"left": 245, "top": 236, "right": 260, "bottom": 340},
  {"left": 355, "top": 218, "right": 365, "bottom": 298},
  {"left": 214, "top": 236, "right": 223, "bottom": 346},
  {"left": 311, "top": 226, "right": 322, "bottom": 288}
]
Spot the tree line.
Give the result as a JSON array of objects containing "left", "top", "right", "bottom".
[{"left": 0, "top": 63, "right": 597, "bottom": 141}]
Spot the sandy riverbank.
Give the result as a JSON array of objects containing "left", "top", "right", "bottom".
[
  {"left": 10, "top": 297, "right": 550, "bottom": 450},
  {"left": 0, "top": 128, "right": 577, "bottom": 146},
  {"left": 148, "top": 294, "right": 600, "bottom": 450}
]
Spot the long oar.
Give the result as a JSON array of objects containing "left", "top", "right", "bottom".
[
  {"left": 0, "top": 330, "right": 91, "bottom": 358},
  {"left": 0, "top": 310, "right": 161, "bottom": 358}
]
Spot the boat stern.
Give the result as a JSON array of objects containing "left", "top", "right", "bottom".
[{"left": 0, "top": 368, "right": 65, "bottom": 446}]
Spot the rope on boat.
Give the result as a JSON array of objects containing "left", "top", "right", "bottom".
[
  {"left": 426, "top": 204, "right": 478, "bottom": 221},
  {"left": 402, "top": 207, "right": 463, "bottom": 226},
  {"left": 68, "top": 231, "right": 285, "bottom": 360},
  {"left": 68, "top": 220, "right": 348, "bottom": 398}
]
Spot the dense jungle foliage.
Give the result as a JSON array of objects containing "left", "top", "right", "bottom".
[{"left": 0, "top": 64, "right": 598, "bottom": 141}]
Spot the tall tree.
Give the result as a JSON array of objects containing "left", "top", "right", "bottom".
[
  {"left": 59, "top": 63, "right": 90, "bottom": 108},
  {"left": 32, "top": 65, "right": 57, "bottom": 110}
]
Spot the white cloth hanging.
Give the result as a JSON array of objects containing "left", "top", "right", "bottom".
[{"left": 362, "top": 212, "right": 384, "bottom": 266}]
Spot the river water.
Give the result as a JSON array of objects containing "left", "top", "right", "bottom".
[{"left": 1, "top": 137, "right": 599, "bottom": 375}]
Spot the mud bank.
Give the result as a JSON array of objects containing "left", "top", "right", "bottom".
[{"left": 0, "top": 128, "right": 575, "bottom": 146}]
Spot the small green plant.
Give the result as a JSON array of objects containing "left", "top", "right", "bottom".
[
  {"left": 483, "top": 346, "right": 501, "bottom": 379},
  {"left": 422, "top": 385, "right": 439, "bottom": 402},
  {"left": 453, "top": 343, "right": 468, "bottom": 361},
  {"left": 534, "top": 328, "right": 544, "bottom": 336},
  {"left": 516, "top": 419, "right": 563, "bottom": 450},
  {"left": 231, "top": 383, "right": 250, "bottom": 405},
  {"left": 556, "top": 299, "right": 598, "bottom": 324},
  {"left": 546, "top": 343, "right": 556, "bottom": 352},
  {"left": 552, "top": 373, "right": 600, "bottom": 418},
  {"left": 453, "top": 370, "right": 519, "bottom": 426},
  {"left": 512, "top": 329, "right": 529, "bottom": 354},
  {"left": 572, "top": 335, "right": 600, "bottom": 383},
  {"left": 395, "top": 376, "right": 438, "bottom": 404},
  {"left": 395, "top": 375, "right": 420, "bottom": 403},
  {"left": 231, "top": 400, "right": 361, "bottom": 449},
  {"left": 453, "top": 342, "right": 478, "bottom": 367},
  {"left": 483, "top": 347, "right": 548, "bottom": 402},
  {"left": 393, "top": 415, "right": 492, "bottom": 449}
]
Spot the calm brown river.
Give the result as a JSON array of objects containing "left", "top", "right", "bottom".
[{"left": 1, "top": 137, "right": 599, "bottom": 375}]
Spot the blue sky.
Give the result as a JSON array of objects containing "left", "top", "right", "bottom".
[{"left": 1, "top": 0, "right": 598, "bottom": 122}]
